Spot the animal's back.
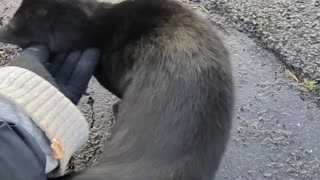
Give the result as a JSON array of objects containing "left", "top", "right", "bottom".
[
  {"left": 0, "top": 0, "right": 234, "bottom": 179},
  {"left": 63, "top": 0, "right": 234, "bottom": 179}
]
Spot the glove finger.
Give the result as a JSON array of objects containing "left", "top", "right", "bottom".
[
  {"left": 47, "top": 53, "right": 67, "bottom": 76},
  {"left": 55, "top": 50, "right": 82, "bottom": 84},
  {"left": 67, "top": 48, "right": 100, "bottom": 90},
  {"left": 60, "top": 86, "right": 80, "bottom": 105},
  {"left": 15, "top": 45, "right": 50, "bottom": 64}
]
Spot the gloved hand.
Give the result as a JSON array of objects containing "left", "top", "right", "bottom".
[{"left": 9, "top": 45, "right": 100, "bottom": 104}]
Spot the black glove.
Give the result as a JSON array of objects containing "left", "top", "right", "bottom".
[
  {"left": 9, "top": 45, "right": 100, "bottom": 104},
  {"left": 9, "top": 45, "right": 58, "bottom": 86}
]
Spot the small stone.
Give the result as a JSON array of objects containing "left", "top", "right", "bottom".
[{"left": 263, "top": 173, "right": 273, "bottom": 177}]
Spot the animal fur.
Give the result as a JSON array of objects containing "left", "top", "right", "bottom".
[{"left": 0, "top": 0, "right": 234, "bottom": 179}]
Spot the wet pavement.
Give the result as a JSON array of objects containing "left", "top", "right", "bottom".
[{"left": 215, "top": 17, "right": 320, "bottom": 179}]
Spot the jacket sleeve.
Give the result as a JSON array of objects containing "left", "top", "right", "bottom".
[
  {"left": 0, "top": 95, "right": 58, "bottom": 174},
  {"left": 0, "top": 66, "right": 90, "bottom": 178},
  {"left": 0, "top": 120, "right": 47, "bottom": 180}
]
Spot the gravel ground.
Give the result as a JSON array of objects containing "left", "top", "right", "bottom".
[{"left": 190, "top": 0, "right": 320, "bottom": 98}]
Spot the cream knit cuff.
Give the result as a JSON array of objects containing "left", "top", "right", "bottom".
[{"left": 0, "top": 66, "right": 89, "bottom": 177}]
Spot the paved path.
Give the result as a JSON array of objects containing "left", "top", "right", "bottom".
[{"left": 212, "top": 14, "right": 320, "bottom": 179}]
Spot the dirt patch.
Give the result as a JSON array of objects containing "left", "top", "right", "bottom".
[
  {"left": 236, "top": 119, "right": 295, "bottom": 148},
  {"left": 0, "top": 43, "right": 20, "bottom": 66}
]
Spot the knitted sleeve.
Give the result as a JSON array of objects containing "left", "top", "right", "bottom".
[{"left": 0, "top": 66, "right": 89, "bottom": 177}]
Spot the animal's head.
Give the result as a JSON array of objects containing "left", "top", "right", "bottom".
[{"left": 0, "top": 0, "right": 94, "bottom": 52}]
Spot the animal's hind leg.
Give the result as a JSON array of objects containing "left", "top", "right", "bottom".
[{"left": 112, "top": 100, "right": 121, "bottom": 118}]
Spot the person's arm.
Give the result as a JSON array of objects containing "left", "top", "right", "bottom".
[
  {"left": 0, "top": 93, "right": 57, "bottom": 175},
  {"left": 0, "top": 45, "right": 100, "bottom": 178},
  {"left": 0, "top": 115, "right": 47, "bottom": 180}
]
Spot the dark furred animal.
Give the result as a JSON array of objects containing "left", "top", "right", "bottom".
[{"left": 0, "top": 0, "right": 234, "bottom": 179}]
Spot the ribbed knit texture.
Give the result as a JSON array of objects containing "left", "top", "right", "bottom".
[{"left": 0, "top": 66, "right": 89, "bottom": 177}]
